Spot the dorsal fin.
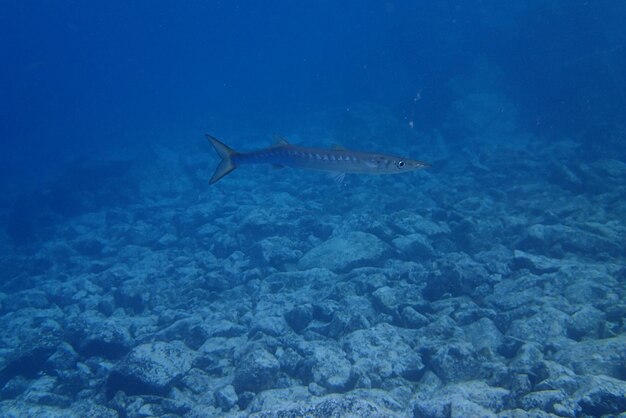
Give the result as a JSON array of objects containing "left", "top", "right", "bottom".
[
  {"left": 273, "top": 135, "right": 290, "bottom": 146},
  {"left": 332, "top": 144, "right": 346, "bottom": 150}
]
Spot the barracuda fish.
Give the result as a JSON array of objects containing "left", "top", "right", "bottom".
[{"left": 205, "top": 134, "right": 430, "bottom": 185}]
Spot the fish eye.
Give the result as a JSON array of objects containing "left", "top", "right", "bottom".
[{"left": 396, "top": 160, "right": 406, "bottom": 169}]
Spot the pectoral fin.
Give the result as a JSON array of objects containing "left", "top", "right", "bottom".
[{"left": 328, "top": 172, "right": 346, "bottom": 185}]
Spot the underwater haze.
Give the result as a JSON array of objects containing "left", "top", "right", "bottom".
[{"left": 1, "top": 1, "right": 626, "bottom": 417}]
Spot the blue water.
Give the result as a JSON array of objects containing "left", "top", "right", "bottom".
[{"left": 1, "top": 2, "right": 625, "bottom": 417}]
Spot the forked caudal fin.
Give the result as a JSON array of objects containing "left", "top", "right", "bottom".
[{"left": 205, "top": 134, "right": 238, "bottom": 184}]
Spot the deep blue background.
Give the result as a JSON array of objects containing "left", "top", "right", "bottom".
[{"left": 2, "top": 1, "right": 625, "bottom": 187}]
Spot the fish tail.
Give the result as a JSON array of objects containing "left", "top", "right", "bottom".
[{"left": 205, "top": 134, "right": 238, "bottom": 184}]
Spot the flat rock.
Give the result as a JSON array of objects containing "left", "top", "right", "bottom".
[
  {"left": 590, "top": 158, "right": 626, "bottom": 178},
  {"left": 249, "top": 388, "right": 406, "bottom": 417},
  {"left": 511, "top": 250, "right": 561, "bottom": 274},
  {"left": 388, "top": 211, "right": 450, "bottom": 236},
  {"left": 204, "top": 319, "right": 247, "bottom": 338},
  {"left": 298, "top": 232, "right": 389, "bottom": 273},
  {"left": 522, "top": 224, "right": 622, "bottom": 257}
]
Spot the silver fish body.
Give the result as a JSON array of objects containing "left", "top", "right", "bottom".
[{"left": 206, "top": 134, "right": 430, "bottom": 184}]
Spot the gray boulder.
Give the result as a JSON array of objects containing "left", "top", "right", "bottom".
[
  {"left": 246, "top": 386, "right": 312, "bottom": 414},
  {"left": 392, "top": 233, "right": 434, "bottom": 260},
  {"left": 1, "top": 289, "right": 51, "bottom": 312},
  {"left": 511, "top": 250, "right": 561, "bottom": 274},
  {"left": 485, "top": 274, "right": 544, "bottom": 311},
  {"left": 463, "top": 317, "right": 503, "bottom": 353},
  {"left": 342, "top": 323, "right": 424, "bottom": 385},
  {"left": 576, "top": 375, "right": 626, "bottom": 416},
  {"left": 422, "top": 253, "right": 491, "bottom": 301},
  {"left": 162, "top": 387, "right": 195, "bottom": 415},
  {"left": 509, "top": 343, "right": 545, "bottom": 377},
  {"left": 564, "top": 276, "right": 616, "bottom": 306},
  {"left": 73, "top": 236, "right": 107, "bottom": 257},
  {"left": 300, "top": 342, "right": 354, "bottom": 392},
  {"left": 0, "top": 307, "right": 64, "bottom": 391},
  {"left": 312, "top": 299, "right": 341, "bottom": 322},
  {"left": 566, "top": 305, "right": 605, "bottom": 340},
  {"left": 371, "top": 286, "right": 397, "bottom": 314},
  {"left": 533, "top": 360, "right": 580, "bottom": 395},
  {"left": 249, "top": 315, "right": 288, "bottom": 337},
  {"left": 413, "top": 381, "right": 509, "bottom": 418},
  {"left": 400, "top": 306, "right": 429, "bottom": 329},
  {"left": 284, "top": 304, "right": 314, "bottom": 333},
  {"left": 519, "top": 390, "right": 567, "bottom": 413},
  {"left": 520, "top": 224, "right": 621, "bottom": 257},
  {"left": 204, "top": 319, "right": 247, "bottom": 338},
  {"left": 277, "top": 347, "right": 303, "bottom": 377},
  {"left": 591, "top": 158, "right": 626, "bottom": 178},
  {"left": 43, "top": 342, "right": 79, "bottom": 374},
  {"left": 248, "top": 387, "right": 406, "bottom": 417},
  {"left": 429, "top": 342, "right": 481, "bottom": 383},
  {"left": 215, "top": 384, "right": 238, "bottom": 412},
  {"left": 554, "top": 335, "right": 626, "bottom": 378},
  {"left": 21, "top": 375, "right": 71, "bottom": 408},
  {"left": 107, "top": 340, "right": 195, "bottom": 396},
  {"left": 153, "top": 316, "right": 209, "bottom": 349},
  {"left": 252, "top": 236, "right": 303, "bottom": 267},
  {"left": 323, "top": 311, "right": 371, "bottom": 339},
  {"left": 71, "top": 400, "right": 119, "bottom": 418},
  {"left": 388, "top": 211, "right": 450, "bottom": 236},
  {"left": 298, "top": 232, "right": 389, "bottom": 273},
  {"left": 76, "top": 318, "right": 133, "bottom": 359},
  {"left": 233, "top": 347, "right": 280, "bottom": 393},
  {"left": 507, "top": 307, "right": 569, "bottom": 345}
]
